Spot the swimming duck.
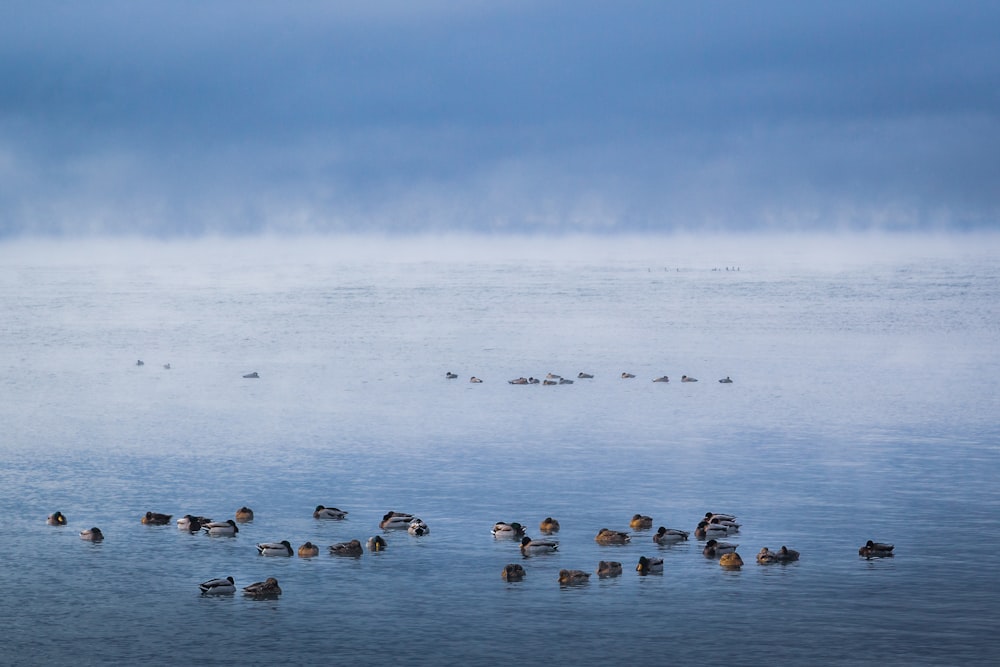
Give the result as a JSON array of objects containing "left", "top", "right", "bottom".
[
  {"left": 775, "top": 545, "right": 800, "bottom": 562},
  {"left": 199, "top": 576, "right": 236, "bottom": 595},
  {"left": 621, "top": 372, "right": 636, "bottom": 379},
  {"left": 177, "top": 515, "right": 211, "bottom": 532},
  {"left": 469, "top": 376, "right": 483, "bottom": 383},
  {"left": 597, "top": 561, "right": 623, "bottom": 578},
  {"left": 367, "top": 535, "right": 387, "bottom": 552},
  {"left": 719, "top": 376, "right": 733, "bottom": 383},
  {"left": 527, "top": 377, "right": 540, "bottom": 384},
  {"left": 243, "top": 577, "right": 281, "bottom": 598},
  {"left": 695, "top": 521, "right": 731, "bottom": 540},
  {"left": 719, "top": 552, "right": 744, "bottom": 568},
  {"left": 630, "top": 514, "right": 653, "bottom": 530},
  {"left": 577, "top": 372, "right": 594, "bottom": 379},
  {"left": 595, "top": 528, "right": 631, "bottom": 545},
  {"left": 80, "top": 527, "right": 104, "bottom": 542},
  {"left": 652, "top": 376, "right": 669, "bottom": 382},
  {"left": 298, "top": 542, "right": 320, "bottom": 558},
  {"left": 653, "top": 526, "right": 690, "bottom": 544},
  {"left": 703, "top": 539, "right": 739, "bottom": 558},
  {"left": 163, "top": 363, "right": 171, "bottom": 370},
  {"left": 235, "top": 507, "right": 254, "bottom": 522},
  {"left": 539, "top": 517, "right": 560, "bottom": 534},
  {"left": 546, "top": 373, "right": 562, "bottom": 380},
  {"left": 492, "top": 522, "right": 526, "bottom": 539},
  {"left": 47, "top": 511, "right": 67, "bottom": 526},
  {"left": 141, "top": 511, "right": 172, "bottom": 525},
  {"left": 445, "top": 372, "right": 458, "bottom": 379},
  {"left": 707, "top": 516, "right": 741, "bottom": 533},
  {"left": 329, "top": 539, "right": 364, "bottom": 557},
  {"left": 508, "top": 377, "right": 529, "bottom": 385},
  {"left": 242, "top": 371, "right": 259, "bottom": 378},
  {"left": 681, "top": 375, "right": 698, "bottom": 382},
  {"left": 503, "top": 564, "right": 526, "bottom": 581},
  {"left": 520, "top": 536, "right": 559, "bottom": 555},
  {"left": 558, "top": 377, "right": 574, "bottom": 384},
  {"left": 542, "top": 379, "right": 558, "bottom": 385},
  {"left": 314, "top": 505, "right": 348, "bottom": 520},
  {"left": 757, "top": 547, "right": 777, "bottom": 564},
  {"left": 408, "top": 518, "right": 429, "bottom": 536},
  {"left": 559, "top": 569, "right": 591, "bottom": 584},
  {"left": 636, "top": 556, "right": 664, "bottom": 574},
  {"left": 379, "top": 512, "right": 414, "bottom": 529},
  {"left": 203, "top": 519, "right": 239, "bottom": 536},
  {"left": 136, "top": 360, "right": 144, "bottom": 366},
  {"left": 257, "top": 540, "right": 294, "bottom": 557},
  {"left": 704, "top": 512, "right": 738, "bottom": 524},
  {"left": 859, "top": 540, "right": 894, "bottom": 559}
]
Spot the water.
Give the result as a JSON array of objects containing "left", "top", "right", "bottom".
[{"left": 2, "top": 234, "right": 999, "bottom": 665}]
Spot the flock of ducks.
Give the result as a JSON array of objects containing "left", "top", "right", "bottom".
[
  {"left": 445, "top": 371, "right": 736, "bottom": 384},
  {"left": 44, "top": 507, "right": 894, "bottom": 593}
]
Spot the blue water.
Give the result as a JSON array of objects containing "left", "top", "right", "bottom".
[{"left": 2, "top": 235, "right": 999, "bottom": 665}]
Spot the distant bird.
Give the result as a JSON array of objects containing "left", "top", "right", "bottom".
[
  {"left": 243, "top": 577, "right": 281, "bottom": 598},
  {"left": 595, "top": 528, "right": 630, "bottom": 545},
  {"left": 508, "top": 377, "right": 529, "bottom": 385},
  {"left": 559, "top": 569, "right": 591, "bottom": 584},
  {"left": 775, "top": 545, "right": 800, "bottom": 562},
  {"left": 621, "top": 372, "right": 636, "bottom": 379},
  {"left": 539, "top": 517, "right": 560, "bottom": 534},
  {"left": 47, "top": 511, "right": 67, "bottom": 526},
  {"left": 235, "top": 507, "right": 254, "bottom": 522},
  {"left": 367, "top": 535, "right": 387, "bottom": 552},
  {"left": 408, "top": 518, "right": 429, "bottom": 536},
  {"left": 703, "top": 539, "right": 739, "bottom": 558},
  {"left": 257, "top": 541, "right": 294, "bottom": 557},
  {"left": 492, "top": 522, "right": 526, "bottom": 539},
  {"left": 719, "top": 376, "right": 733, "bottom": 383},
  {"left": 653, "top": 526, "right": 690, "bottom": 544},
  {"left": 163, "top": 363, "right": 171, "bottom": 370},
  {"left": 859, "top": 540, "right": 894, "bottom": 559},
  {"left": 558, "top": 377, "right": 574, "bottom": 384},
  {"left": 681, "top": 375, "right": 697, "bottom": 382},
  {"left": 141, "top": 511, "right": 172, "bottom": 525},
  {"left": 719, "top": 552, "right": 744, "bottom": 568},
  {"left": 577, "top": 372, "right": 594, "bottom": 379},
  {"left": 652, "top": 376, "right": 669, "bottom": 382},
  {"left": 527, "top": 377, "right": 540, "bottom": 384},
  {"left": 199, "top": 576, "right": 236, "bottom": 595},
  {"left": 636, "top": 556, "right": 663, "bottom": 574},
  {"left": 520, "top": 536, "right": 559, "bottom": 555},
  {"left": 757, "top": 548, "right": 777, "bottom": 564},
  {"left": 329, "top": 539, "right": 364, "bottom": 557},
  {"left": 546, "top": 373, "right": 562, "bottom": 380},
  {"left": 298, "top": 542, "right": 320, "bottom": 558},
  {"left": 630, "top": 514, "right": 653, "bottom": 530},
  {"left": 80, "top": 527, "right": 104, "bottom": 542},
  {"left": 502, "top": 563, "right": 526, "bottom": 581},
  {"left": 445, "top": 372, "right": 458, "bottom": 379},
  {"left": 136, "top": 360, "right": 144, "bottom": 366},
  {"left": 314, "top": 505, "right": 348, "bottom": 519},
  {"left": 379, "top": 512, "right": 414, "bottom": 529},
  {"left": 177, "top": 515, "right": 211, "bottom": 532},
  {"left": 542, "top": 379, "right": 558, "bottom": 385},
  {"left": 469, "top": 376, "right": 483, "bottom": 383},
  {"left": 203, "top": 520, "right": 239, "bottom": 536},
  {"left": 242, "top": 371, "right": 259, "bottom": 378},
  {"left": 597, "top": 561, "right": 623, "bottom": 578}
]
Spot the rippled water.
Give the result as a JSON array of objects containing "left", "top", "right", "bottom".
[{"left": 2, "top": 235, "right": 998, "bottom": 665}]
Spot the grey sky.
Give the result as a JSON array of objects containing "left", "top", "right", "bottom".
[{"left": 1, "top": 1, "right": 998, "bottom": 237}]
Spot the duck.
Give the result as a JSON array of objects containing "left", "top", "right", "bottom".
[
  {"left": 542, "top": 379, "right": 558, "bottom": 385},
  {"left": 445, "top": 372, "right": 458, "bottom": 379},
  {"left": 379, "top": 512, "right": 414, "bottom": 529},
  {"left": 719, "top": 552, "right": 744, "bottom": 568},
  {"left": 520, "top": 536, "right": 559, "bottom": 555},
  {"left": 177, "top": 515, "right": 211, "bottom": 532},
  {"left": 653, "top": 526, "right": 690, "bottom": 544},
  {"left": 502, "top": 563, "right": 526, "bottom": 581},
  {"left": 314, "top": 505, "right": 348, "bottom": 519},
  {"left": 199, "top": 576, "right": 236, "bottom": 595},
  {"left": 136, "top": 359, "right": 144, "bottom": 366},
  {"left": 408, "top": 518, "right": 429, "bottom": 536},
  {"left": 577, "top": 372, "right": 594, "bottom": 379},
  {"left": 545, "top": 373, "right": 562, "bottom": 380},
  {"left": 243, "top": 577, "right": 281, "bottom": 598},
  {"left": 235, "top": 507, "right": 254, "bottom": 522},
  {"left": 595, "top": 528, "right": 631, "bottom": 545},
  {"left": 695, "top": 521, "right": 731, "bottom": 540},
  {"left": 775, "top": 545, "right": 800, "bottom": 562},
  {"left": 719, "top": 376, "right": 733, "bottom": 383},
  {"left": 297, "top": 542, "right": 320, "bottom": 558},
  {"left": 492, "top": 522, "right": 526, "bottom": 539},
  {"left": 621, "top": 372, "right": 636, "bottom": 379},
  {"left": 257, "top": 540, "right": 294, "bottom": 557},
  {"left": 703, "top": 539, "right": 739, "bottom": 558},
  {"left": 163, "top": 363, "right": 171, "bottom": 370},
  {"left": 558, "top": 377, "right": 574, "bottom": 384},
  {"left": 559, "top": 569, "right": 591, "bottom": 584},
  {"left": 652, "top": 376, "right": 669, "bottom": 382},
  {"left": 329, "top": 539, "right": 364, "bottom": 557},
  {"left": 539, "top": 517, "right": 560, "bottom": 534},
  {"left": 597, "top": 561, "right": 623, "bottom": 578},
  {"left": 80, "top": 527, "right": 104, "bottom": 541},
  {"left": 367, "top": 535, "right": 387, "bottom": 552},
  {"left": 527, "top": 377, "right": 540, "bottom": 384},
  {"left": 630, "top": 514, "right": 653, "bottom": 530},
  {"left": 681, "top": 375, "right": 698, "bottom": 382},
  {"left": 47, "top": 511, "right": 67, "bottom": 526},
  {"left": 203, "top": 519, "right": 239, "bottom": 536},
  {"left": 469, "top": 376, "right": 483, "bottom": 383},
  {"left": 707, "top": 516, "right": 741, "bottom": 533},
  {"left": 508, "top": 377, "right": 529, "bottom": 385},
  {"left": 859, "top": 540, "right": 894, "bottom": 559},
  {"left": 756, "top": 547, "right": 778, "bottom": 564},
  {"left": 704, "top": 512, "right": 738, "bottom": 524},
  {"left": 636, "top": 556, "right": 664, "bottom": 574},
  {"left": 242, "top": 371, "right": 259, "bottom": 378},
  {"left": 141, "top": 511, "right": 172, "bottom": 525}
]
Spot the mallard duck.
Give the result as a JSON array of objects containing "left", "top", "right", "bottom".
[
  {"left": 177, "top": 515, "right": 211, "bottom": 531},
  {"left": 757, "top": 547, "right": 777, "bottom": 564},
  {"left": 528, "top": 377, "right": 540, "bottom": 384},
  {"left": 695, "top": 521, "right": 730, "bottom": 540},
  {"left": 546, "top": 373, "right": 562, "bottom": 380},
  {"left": 719, "top": 552, "right": 744, "bottom": 568},
  {"left": 775, "top": 545, "right": 800, "bottom": 562},
  {"left": 652, "top": 376, "right": 669, "bottom": 383},
  {"left": 653, "top": 526, "right": 690, "bottom": 544},
  {"left": 558, "top": 377, "right": 574, "bottom": 384},
  {"left": 539, "top": 517, "right": 560, "bottom": 534},
  {"left": 313, "top": 505, "right": 348, "bottom": 519},
  {"left": 297, "top": 542, "right": 320, "bottom": 558},
  {"left": 542, "top": 379, "right": 558, "bottom": 385},
  {"left": 379, "top": 512, "right": 414, "bottom": 529},
  {"left": 630, "top": 514, "right": 653, "bottom": 530},
  {"left": 80, "top": 527, "right": 104, "bottom": 541},
  {"left": 508, "top": 377, "right": 529, "bottom": 385},
  {"left": 707, "top": 515, "right": 741, "bottom": 532},
  {"left": 704, "top": 512, "right": 738, "bottom": 523},
  {"left": 859, "top": 540, "right": 894, "bottom": 559},
  {"left": 257, "top": 540, "right": 293, "bottom": 557},
  {"left": 636, "top": 556, "right": 663, "bottom": 574},
  {"left": 502, "top": 563, "right": 526, "bottom": 581},
  {"left": 141, "top": 511, "right": 172, "bottom": 525},
  {"left": 719, "top": 376, "right": 733, "bottom": 383},
  {"left": 703, "top": 539, "right": 738, "bottom": 558},
  {"left": 520, "top": 536, "right": 559, "bottom": 555},
  {"left": 492, "top": 522, "right": 526, "bottom": 539},
  {"left": 203, "top": 520, "right": 239, "bottom": 536},
  {"left": 559, "top": 569, "right": 591, "bottom": 584},
  {"left": 469, "top": 376, "right": 483, "bottom": 383},
  {"left": 235, "top": 507, "right": 254, "bottom": 522},
  {"left": 243, "top": 577, "right": 281, "bottom": 598},
  {"left": 595, "top": 528, "right": 630, "bottom": 545},
  {"left": 597, "top": 561, "right": 623, "bottom": 578},
  {"left": 367, "top": 535, "right": 387, "bottom": 552},
  {"left": 408, "top": 518, "right": 429, "bottom": 536},
  {"left": 577, "top": 372, "right": 594, "bottom": 379},
  {"left": 199, "top": 576, "right": 235, "bottom": 595},
  {"left": 329, "top": 539, "right": 364, "bottom": 557},
  {"left": 621, "top": 372, "right": 636, "bottom": 378},
  {"left": 136, "top": 359, "right": 144, "bottom": 366},
  {"left": 242, "top": 371, "right": 259, "bottom": 378},
  {"left": 47, "top": 511, "right": 67, "bottom": 526},
  {"left": 445, "top": 372, "right": 458, "bottom": 379},
  {"left": 681, "top": 375, "right": 698, "bottom": 382}
]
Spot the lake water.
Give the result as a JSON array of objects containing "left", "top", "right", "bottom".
[{"left": 2, "top": 234, "right": 998, "bottom": 665}]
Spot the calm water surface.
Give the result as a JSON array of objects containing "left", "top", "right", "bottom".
[{"left": 2, "top": 236, "right": 998, "bottom": 665}]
